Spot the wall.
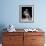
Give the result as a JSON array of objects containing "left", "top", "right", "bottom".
[
  {"left": 0, "top": 0, "right": 46, "bottom": 44},
  {"left": 0, "top": 0, "right": 46, "bottom": 29}
]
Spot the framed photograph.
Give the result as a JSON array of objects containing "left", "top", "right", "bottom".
[{"left": 19, "top": 5, "right": 34, "bottom": 23}]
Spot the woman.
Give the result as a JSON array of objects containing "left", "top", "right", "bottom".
[{"left": 22, "top": 8, "right": 31, "bottom": 21}]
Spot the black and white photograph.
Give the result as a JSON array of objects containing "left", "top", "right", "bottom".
[{"left": 19, "top": 5, "right": 34, "bottom": 23}]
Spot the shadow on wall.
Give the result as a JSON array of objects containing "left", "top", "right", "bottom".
[{"left": 0, "top": 24, "right": 7, "bottom": 43}]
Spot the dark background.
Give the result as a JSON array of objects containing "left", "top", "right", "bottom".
[{"left": 22, "top": 7, "right": 32, "bottom": 19}]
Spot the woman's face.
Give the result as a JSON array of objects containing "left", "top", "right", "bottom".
[{"left": 23, "top": 9, "right": 30, "bottom": 17}]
